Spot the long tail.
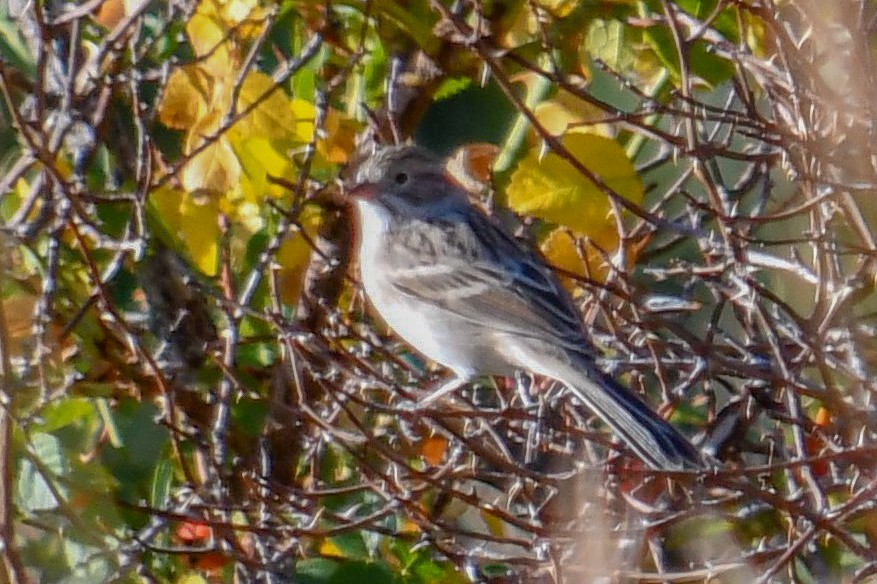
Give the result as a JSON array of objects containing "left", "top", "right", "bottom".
[{"left": 551, "top": 357, "right": 702, "bottom": 470}]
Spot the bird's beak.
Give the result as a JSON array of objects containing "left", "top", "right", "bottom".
[{"left": 348, "top": 182, "right": 378, "bottom": 200}]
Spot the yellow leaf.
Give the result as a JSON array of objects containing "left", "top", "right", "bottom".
[
  {"left": 228, "top": 72, "right": 299, "bottom": 144},
  {"left": 533, "top": 91, "right": 610, "bottom": 137},
  {"left": 232, "top": 136, "right": 295, "bottom": 203},
  {"left": 150, "top": 188, "right": 220, "bottom": 275},
  {"left": 2, "top": 177, "right": 36, "bottom": 224},
  {"left": 180, "top": 106, "right": 241, "bottom": 195},
  {"left": 318, "top": 539, "right": 344, "bottom": 558},
  {"left": 276, "top": 205, "right": 323, "bottom": 304},
  {"left": 479, "top": 509, "right": 508, "bottom": 538},
  {"left": 221, "top": 0, "right": 256, "bottom": 22},
  {"left": 318, "top": 108, "right": 358, "bottom": 164},
  {"left": 176, "top": 573, "right": 209, "bottom": 584},
  {"left": 506, "top": 133, "right": 643, "bottom": 236},
  {"left": 499, "top": 0, "right": 576, "bottom": 48},
  {"left": 290, "top": 99, "right": 316, "bottom": 143},
  {"left": 226, "top": 199, "right": 263, "bottom": 233},
  {"left": 289, "top": 100, "right": 360, "bottom": 166},
  {"left": 186, "top": 0, "right": 266, "bottom": 61},
  {"left": 542, "top": 229, "right": 591, "bottom": 279},
  {"left": 542, "top": 226, "right": 644, "bottom": 287},
  {"left": 535, "top": 0, "right": 577, "bottom": 16},
  {"left": 158, "top": 65, "right": 211, "bottom": 130},
  {"left": 182, "top": 136, "right": 241, "bottom": 195},
  {"left": 150, "top": 187, "right": 184, "bottom": 227},
  {"left": 186, "top": 0, "right": 227, "bottom": 59},
  {"left": 541, "top": 228, "right": 613, "bottom": 287},
  {"left": 165, "top": 70, "right": 300, "bottom": 198},
  {"left": 219, "top": 0, "right": 267, "bottom": 39},
  {"left": 499, "top": 4, "right": 538, "bottom": 49}
]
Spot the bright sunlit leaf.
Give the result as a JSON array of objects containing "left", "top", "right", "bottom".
[
  {"left": 533, "top": 91, "right": 610, "bottom": 137},
  {"left": 186, "top": 0, "right": 226, "bottom": 58},
  {"left": 541, "top": 228, "right": 591, "bottom": 280},
  {"left": 506, "top": 133, "right": 644, "bottom": 236},
  {"left": 290, "top": 99, "right": 317, "bottom": 143},
  {"left": 319, "top": 107, "right": 359, "bottom": 164},
  {"left": 151, "top": 187, "right": 221, "bottom": 275},
  {"left": 232, "top": 136, "right": 295, "bottom": 202},
  {"left": 158, "top": 65, "right": 211, "bottom": 130},
  {"left": 186, "top": 0, "right": 266, "bottom": 60},
  {"left": 228, "top": 71, "right": 300, "bottom": 144},
  {"left": 182, "top": 131, "right": 242, "bottom": 195}
]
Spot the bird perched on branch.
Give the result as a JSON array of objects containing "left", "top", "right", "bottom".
[{"left": 347, "top": 143, "right": 702, "bottom": 471}]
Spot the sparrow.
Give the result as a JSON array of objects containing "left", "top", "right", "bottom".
[{"left": 348, "top": 144, "right": 702, "bottom": 470}]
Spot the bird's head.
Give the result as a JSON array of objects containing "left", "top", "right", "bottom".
[{"left": 347, "top": 144, "right": 469, "bottom": 222}]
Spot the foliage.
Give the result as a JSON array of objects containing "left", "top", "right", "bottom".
[{"left": 2, "top": 0, "right": 877, "bottom": 582}]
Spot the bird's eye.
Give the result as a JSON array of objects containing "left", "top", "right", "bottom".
[{"left": 394, "top": 172, "right": 409, "bottom": 185}]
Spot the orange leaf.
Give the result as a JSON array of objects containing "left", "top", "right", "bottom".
[
  {"left": 447, "top": 143, "right": 499, "bottom": 193},
  {"left": 176, "top": 521, "right": 212, "bottom": 542},
  {"left": 814, "top": 406, "right": 831, "bottom": 427},
  {"left": 191, "top": 551, "right": 228, "bottom": 572},
  {"left": 421, "top": 435, "right": 449, "bottom": 466}
]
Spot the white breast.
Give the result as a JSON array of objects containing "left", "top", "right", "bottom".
[{"left": 353, "top": 199, "right": 500, "bottom": 379}]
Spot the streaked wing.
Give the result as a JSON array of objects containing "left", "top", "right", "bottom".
[{"left": 383, "top": 209, "right": 588, "bottom": 349}]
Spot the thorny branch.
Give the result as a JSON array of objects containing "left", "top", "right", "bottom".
[{"left": 2, "top": 0, "right": 877, "bottom": 582}]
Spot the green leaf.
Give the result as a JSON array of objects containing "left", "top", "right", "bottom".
[
  {"left": 0, "top": 5, "right": 36, "bottom": 76},
  {"left": 389, "top": 539, "right": 460, "bottom": 582},
  {"left": 688, "top": 41, "right": 735, "bottom": 87},
  {"left": 297, "top": 558, "right": 340, "bottom": 584},
  {"left": 100, "top": 400, "right": 169, "bottom": 502},
  {"left": 18, "top": 433, "right": 67, "bottom": 512},
  {"left": 231, "top": 398, "right": 269, "bottom": 437},
  {"left": 326, "top": 532, "right": 369, "bottom": 560},
  {"left": 36, "top": 398, "right": 96, "bottom": 433},
  {"left": 434, "top": 77, "right": 473, "bottom": 101},
  {"left": 641, "top": 0, "right": 736, "bottom": 87},
  {"left": 329, "top": 561, "right": 397, "bottom": 584},
  {"left": 584, "top": 19, "right": 637, "bottom": 72},
  {"left": 150, "top": 456, "right": 174, "bottom": 509},
  {"left": 62, "top": 539, "right": 113, "bottom": 583}
]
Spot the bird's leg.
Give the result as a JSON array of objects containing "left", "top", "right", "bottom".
[
  {"left": 514, "top": 370, "right": 534, "bottom": 407},
  {"left": 515, "top": 370, "right": 544, "bottom": 465},
  {"left": 417, "top": 375, "right": 470, "bottom": 407}
]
